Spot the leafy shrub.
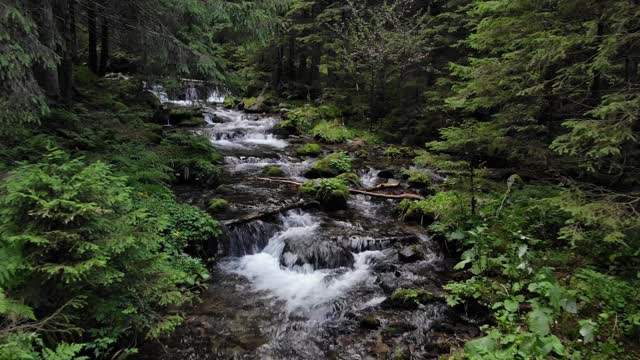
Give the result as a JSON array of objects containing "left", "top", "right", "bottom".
[
  {"left": 310, "top": 121, "right": 354, "bottom": 143},
  {"left": 158, "top": 132, "right": 222, "bottom": 185},
  {"left": 401, "top": 168, "right": 432, "bottom": 187},
  {"left": 0, "top": 149, "right": 206, "bottom": 357},
  {"left": 399, "top": 191, "right": 467, "bottom": 229},
  {"left": 295, "top": 143, "right": 322, "bottom": 157},
  {"left": 164, "top": 202, "right": 223, "bottom": 259}
]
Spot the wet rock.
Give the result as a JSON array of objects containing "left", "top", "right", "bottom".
[
  {"left": 382, "top": 322, "right": 417, "bottom": 336},
  {"left": 370, "top": 335, "right": 390, "bottom": 357},
  {"left": 359, "top": 315, "right": 381, "bottom": 329},
  {"left": 399, "top": 246, "right": 424, "bottom": 263},
  {"left": 377, "top": 272, "right": 416, "bottom": 294},
  {"left": 377, "top": 168, "right": 397, "bottom": 179}
]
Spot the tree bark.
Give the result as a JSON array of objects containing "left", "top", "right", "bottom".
[
  {"left": 99, "top": 10, "right": 109, "bottom": 75},
  {"left": 88, "top": 0, "right": 98, "bottom": 73},
  {"left": 254, "top": 177, "right": 425, "bottom": 200},
  {"left": 58, "top": 0, "right": 76, "bottom": 102},
  {"left": 33, "top": 0, "right": 60, "bottom": 101}
]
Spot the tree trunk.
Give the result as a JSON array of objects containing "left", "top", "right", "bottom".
[
  {"left": 33, "top": 0, "right": 60, "bottom": 101},
  {"left": 88, "top": 1, "right": 98, "bottom": 73},
  {"left": 99, "top": 12, "right": 109, "bottom": 75},
  {"left": 58, "top": 0, "right": 76, "bottom": 102},
  {"left": 310, "top": 45, "right": 321, "bottom": 99},
  {"left": 287, "top": 35, "right": 296, "bottom": 78},
  {"left": 273, "top": 45, "right": 283, "bottom": 93}
]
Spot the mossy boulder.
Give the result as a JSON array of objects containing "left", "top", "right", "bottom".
[
  {"left": 382, "top": 288, "right": 438, "bottom": 310},
  {"left": 262, "top": 165, "right": 285, "bottom": 177},
  {"left": 169, "top": 108, "right": 202, "bottom": 122},
  {"left": 244, "top": 94, "right": 270, "bottom": 113},
  {"left": 304, "top": 151, "right": 352, "bottom": 178},
  {"left": 295, "top": 143, "right": 322, "bottom": 157},
  {"left": 300, "top": 177, "right": 350, "bottom": 210},
  {"left": 336, "top": 172, "right": 361, "bottom": 187},
  {"left": 310, "top": 120, "right": 354, "bottom": 144},
  {"left": 208, "top": 198, "right": 229, "bottom": 213},
  {"left": 177, "top": 116, "right": 206, "bottom": 127},
  {"left": 223, "top": 96, "right": 238, "bottom": 108}
]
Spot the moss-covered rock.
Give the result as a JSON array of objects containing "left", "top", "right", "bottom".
[
  {"left": 310, "top": 120, "right": 354, "bottom": 144},
  {"left": 208, "top": 198, "right": 229, "bottom": 213},
  {"left": 223, "top": 96, "right": 237, "bottom": 108},
  {"left": 177, "top": 116, "right": 206, "bottom": 127},
  {"left": 382, "top": 288, "right": 438, "bottom": 309},
  {"left": 300, "top": 177, "right": 350, "bottom": 210},
  {"left": 262, "top": 165, "right": 285, "bottom": 177},
  {"left": 336, "top": 172, "right": 362, "bottom": 187},
  {"left": 169, "top": 108, "right": 201, "bottom": 122},
  {"left": 295, "top": 143, "right": 322, "bottom": 157},
  {"left": 305, "top": 151, "right": 352, "bottom": 178}
]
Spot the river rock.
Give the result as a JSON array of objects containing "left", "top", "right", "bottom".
[
  {"left": 398, "top": 246, "right": 423, "bottom": 263},
  {"left": 359, "top": 315, "right": 381, "bottom": 329},
  {"left": 377, "top": 168, "right": 397, "bottom": 179}
]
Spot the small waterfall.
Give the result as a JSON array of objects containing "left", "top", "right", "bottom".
[
  {"left": 185, "top": 85, "right": 198, "bottom": 102},
  {"left": 207, "top": 88, "right": 226, "bottom": 103},
  {"left": 224, "top": 210, "right": 383, "bottom": 317},
  {"left": 359, "top": 167, "right": 380, "bottom": 188}
]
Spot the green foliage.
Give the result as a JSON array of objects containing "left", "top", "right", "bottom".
[
  {"left": 164, "top": 202, "right": 223, "bottom": 260},
  {"left": 0, "top": 149, "right": 208, "bottom": 357},
  {"left": 295, "top": 143, "right": 322, "bottom": 157},
  {"left": 0, "top": 4, "right": 56, "bottom": 126},
  {"left": 388, "top": 288, "right": 436, "bottom": 308},
  {"left": 278, "top": 104, "right": 341, "bottom": 134},
  {"left": 158, "top": 132, "right": 222, "bottom": 185},
  {"left": 399, "top": 191, "right": 468, "bottom": 231},
  {"left": 401, "top": 169, "right": 431, "bottom": 188},
  {"left": 262, "top": 165, "right": 285, "bottom": 177},
  {"left": 208, "top": 198, "right": 229, "bottom": 213},
  {"left": 310, "top": 121, "right": 354, "bottom": 144}
]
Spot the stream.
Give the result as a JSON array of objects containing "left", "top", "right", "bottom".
[{"left": 141, "top": 91, "right": 479, "bottom": 359}]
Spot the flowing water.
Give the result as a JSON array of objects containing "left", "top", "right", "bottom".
[{"left": 141, "top": 93, "right": 478, "bottom": 359}]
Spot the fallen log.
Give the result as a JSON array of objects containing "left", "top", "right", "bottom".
[
  {"left": 364, "top": 181, "right": 401, "bottom": 192},
  {"left": 253, "top": 177, "right": 424, "bottom": 200},
  {"left": 223, "top": 200, "right": 320, "bottom": 227}
]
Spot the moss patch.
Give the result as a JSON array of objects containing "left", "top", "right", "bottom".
[
  {"left": 305, "top": 151, "right": 352, "bottom": 178},
  {"left": 295, "top": 143, "right": 322, "bottom": 157},
  {"left": 262, "top": 165, "right": 285, "bottom": 177}
]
